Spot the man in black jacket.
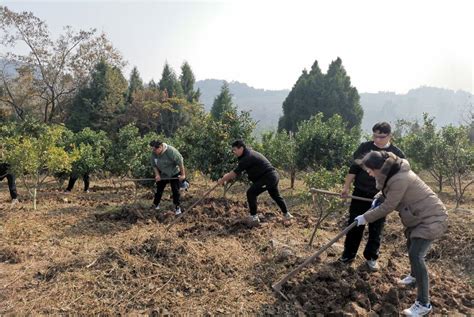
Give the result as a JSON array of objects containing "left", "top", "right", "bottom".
[
  {"left": 218, "top": 140, "right": 293, "bottom": 223},
  {"left": 339, "top": 122, "right": 405, "bottom": 271},
  {"left": 0, "top": 163, "right": 19, "bottom": 206}
]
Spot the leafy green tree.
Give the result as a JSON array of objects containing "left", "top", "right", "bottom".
[
  {"left": 157, "top": 96, "right": 203, "bottom": 137},
  {"left": 64, "top": 128, "right": 111, "bottom": 177},
  {"left": 106, "top": 124, "right": 142, "bottom": 179},
  {"left": 180, "top": 61, "right": 200, "bottom": 102},
  {"left": 159, "top": 62, "right": 183, "bottom": 98},
  {"left": 399, "top": 114, "right": 445, "bottom": 191},
  {"left": 437, "top": 125, "right": 474, "bottom": 207},
  {"left": 126, "top": 66, "right": 144, "bottom": 105},
  {"left": 66, "top": 60, "right": 128, "bottom": 134},
  {"left": 278, "top": 58, "right": 362, "bottom": 132},
  {"left": 175, "top": 110, "right": 255, "bottom": 195},
  {"left": 3, "top": 124, "right": 77, "bottom": 209},
  {"left": 295, "top": 113, "right": 358, "bottom": 171},
  {"left": 257, "top": 130, "right": 297, "bottom": 188},
  {"left": 106, "top": 124, "right": 161, "bottom": 179},
  {"left": 210, "top": 82, "right": 235, "bottom": 121}
]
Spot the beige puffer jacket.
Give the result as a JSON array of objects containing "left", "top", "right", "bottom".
[{"left": 363, "top": 153, "right": 448, "bottom": 240}]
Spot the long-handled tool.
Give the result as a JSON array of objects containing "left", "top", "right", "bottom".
[
  {"left": 271, "top": 220, "right": 357, "bottom": 299},
  {"left": 310, "top": 188, "right": 373, "bottom": 202},
  {"left": 166, "top": 183, "right": 220, "bottom": 231},
  {"left": 307, "top": 188, "right": 373, "bottom": 246},
  {"left": 120, "top": 177, "right": 180, "bottom": 182}
]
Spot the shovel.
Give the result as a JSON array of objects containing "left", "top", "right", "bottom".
[
  {"left": 271, "top": 220, "right": 357, "bottom": 299},
  {"left": 166, "top": 182, "right": 220, "bottom": 231}
]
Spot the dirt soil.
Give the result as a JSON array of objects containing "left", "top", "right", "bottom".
[{"left": 0, "top": 180, "right": 472, "bottom": 315}]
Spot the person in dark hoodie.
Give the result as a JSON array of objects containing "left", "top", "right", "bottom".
[
  {"left": 354, "top": 151, "right": 447, "bottom": 316},
  {"left": 218, "top": 140, "right": 293, "bottom": 223},
  {"left": 339, "top": 122, "right": 405, "bottom": 271},
  {"left": 0, "top": 162, "right": 19, "bottom": 206}
]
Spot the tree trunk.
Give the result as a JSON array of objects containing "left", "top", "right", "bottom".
[
  {"left": 33, "top": 187, "right": 37, "bottom": 210},
  {"left": 290, "top": 170, "right": 296, "bottom": 189}
]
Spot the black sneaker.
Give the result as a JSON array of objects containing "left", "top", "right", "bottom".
[{"left": 338, "top": 256, "right": 355, "bottom": 264}]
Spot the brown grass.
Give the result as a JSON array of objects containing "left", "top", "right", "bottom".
[{"left": 0, "top": 175, "right": 472, "bottom": 315}]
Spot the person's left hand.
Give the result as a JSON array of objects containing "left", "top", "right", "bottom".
[
  {"left": 178, "top": 174, "right": 186, "bottom": 182},
  {"left": 355, "top": 215, "right": 367, "bottom": 226}
]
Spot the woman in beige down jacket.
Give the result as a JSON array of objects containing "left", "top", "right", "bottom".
[{"left": 354, "top": 151, "right": 448, "bottom": 316}]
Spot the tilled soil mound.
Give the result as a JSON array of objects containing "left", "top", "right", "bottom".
[{"left": 0, "top": 186, "right": 472, "bottom": 315}]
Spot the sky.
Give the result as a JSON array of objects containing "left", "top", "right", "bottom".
[{"left": 2, "top": 0, "right": 473, "bottom": 94}]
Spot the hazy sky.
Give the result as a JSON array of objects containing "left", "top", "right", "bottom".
[{"left": 2, "top": 0, "right": 473, "bottom": 93}]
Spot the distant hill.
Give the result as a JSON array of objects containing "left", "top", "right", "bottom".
[
  {"left": 196, "top": 79, "right": 473, "bottom": 133},
  {"left": 360, "top": 87, "right": 472, "bottom": 132},
  {"left": 196, "top": 79, "right": 289, "bottom": 133}
]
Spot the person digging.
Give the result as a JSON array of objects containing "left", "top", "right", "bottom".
[
  {"left": 339, "top": 121, "right": 405, "bottom": 271},
  {"left": 150, "top": 140, "right": 186, "bottom": 215},
  {"left": 354, "top": 151, "right": 447, "bottom": 316},
  {"left": 217, "top": 139, "right": 293, "bottom": 224}
]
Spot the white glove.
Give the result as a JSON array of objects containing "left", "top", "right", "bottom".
[{"left": 355, "top": 215, "right": 367, "bottom": 226}]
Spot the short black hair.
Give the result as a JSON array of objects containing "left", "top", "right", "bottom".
[
  {"left": 372, "top": 122, "right": 391, "bottom": 135},
  {"left": 361, "top": 151, "right": 389, "bottom": 170},
  {"left": 149, "top": 140, "right": 163, "bottom": 148},
  {"left": 231, "top": 139, "right": 246, "bottom": 148}
]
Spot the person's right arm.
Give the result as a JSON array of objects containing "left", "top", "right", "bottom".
[
  {"left": 341, "top": 174, "right": 356, "bottom": 197},
  {"left": 218, "top": 171, "right": 237, "bottom": 185},
  {"left": 153, "top": 167, "right": 161, "bottom": 182},
  {"left": 341, "top": 143, "right": 365, "bottom": 197}
]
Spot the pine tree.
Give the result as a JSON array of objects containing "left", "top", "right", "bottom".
[
  {"left": 126, "top": 66, "right": 143, "bottom": 104},
  {"left": 323, "top": 57, "right": 363, "bottom": 129},
  {"left": 148, "top": 79, "right": 158, "bottom": 89},
  {"left": 66, "top": 60, "right": 128, "bottom": 134},
  {"left": 278, "top": 58, "right": 362, "bottom": 132},
  {"left": 159, "top": 62, "right": 183, "bottom": 98},
  {"left": 180, "top": 61, "right": 199, "bottom": 102},
  {"left": 210, "top": 82, "right": 236, "bottom": 120}
]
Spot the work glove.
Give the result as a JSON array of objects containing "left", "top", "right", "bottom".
[
  {"left": 371, "top": 198, "right": 382, "bottom": 209},
  {"left": 180, "top": 180, "right": 190, "bottom": 191},
  {"left": 355, "top": 215, "right": 367, "bottom": 226}
]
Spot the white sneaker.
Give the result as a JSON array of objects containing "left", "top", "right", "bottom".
[
  {"left": 11, "top": 198, "right": 19, "bottom": 206},
  {"left": 283, "top": 212, "right": 294, "bottom": 220},
  {"left": 398, "top": 274, "right": 416, "bottom": 285},
  {"left": 366, "top": 259, "right": 379, "bottom": 271},
  {"left": 248, "top": 214, "right": 260, "bottom": 223},
  {"left": 402, "top": 300, "right": 432, "bottom": 316},
  {"left": 154, "top": 204, "right": 160, "bottom": 210},
  {"left": 175, "top": 207, "right": 182, "bottom": 215}
]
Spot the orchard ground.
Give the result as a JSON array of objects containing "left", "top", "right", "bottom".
[{"left": 0, "top": 174, "right": 472, "bottom": 315}]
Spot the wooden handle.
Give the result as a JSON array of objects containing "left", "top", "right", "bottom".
[
  {"left": 310, "top": 188, "right": 373, "bottom": 202},
  {"left": 272, "top": 221, "right": 357, "bottom": 293},
  {"left": 166, "top": 183, "right": 220, "bottom": 231}
]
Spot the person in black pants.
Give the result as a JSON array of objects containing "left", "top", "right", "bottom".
[
  {"left": 64, "top": 173, "right": 90, "bottom": 193},
  {"left": 218, "top": 140, "right": 293, "bottom": 223},
  {"left": 150, "top": 141, "right": 186, "bottom": 215},
  {"left": 0, "top": 163, "right": 19, "bottom": 205},
  {"left": 339, "top": 122, "right": 405, "bottom": 271}
]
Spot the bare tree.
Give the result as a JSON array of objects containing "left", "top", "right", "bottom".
[{"left": 0, "top": 6, "right": 125, "bottom": 123}]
